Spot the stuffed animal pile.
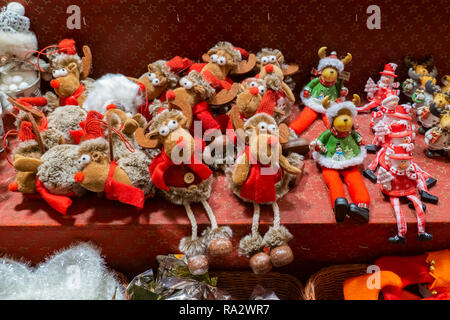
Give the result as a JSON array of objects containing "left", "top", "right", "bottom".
[{"left": 0, "top": 5, "right": 448, "bottom": 275}]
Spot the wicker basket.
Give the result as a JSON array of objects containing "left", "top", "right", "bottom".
[
  {"left": 212, "top": 271, "right": 304, "bottom": 300},
  {"left": 303, "top": 264, "right": 370, "bottom": 300}
]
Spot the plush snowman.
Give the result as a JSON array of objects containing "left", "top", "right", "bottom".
[{"left": 377, "top": 146, "right": 433, "bottom": 243}]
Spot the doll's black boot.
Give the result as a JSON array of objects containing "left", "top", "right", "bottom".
[
  {"left": 364, "top": 144, "right": 378, "bottom": 154},
  {"left": 388, "top": 234, "right": 406, "bottom": 244},
  {"left": 348, "top": 204, "right": 370, "bottom": 224},
  {"left": 408, "top": 201, "right": 426, "bottom": 212},
  {"left": 334, "top": 197, "right": 349, "bottom": 223},
  {"left": 420, "top": 191, "right": 439, "bottom": 204},
  {"left": 417, "top": 232, "right": 433, "bottom": 241},
  {"left": 363, "top": 169, "right": 377, "bottom": 183},
  {"left": 426, "top": 177, "right": 437, "bottom": 189}
]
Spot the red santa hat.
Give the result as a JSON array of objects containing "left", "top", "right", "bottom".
[
  {"left": 233, "top": 46, "right": 249, "bottom": 60},
  {"left": 69, "top": 111, "right": 104, "bottom": 144},
  {"left": 391, "top": 104, "right": 412, "bottom": 121},
  {"left": 389, "top": 145, "right": 413, "bottom": 160},
  {"left": 165, "top": 56, "right": 193, "bottom": 74},
  {"left": 317, "top": 51, "right": 344, "bottom": 73},
  {"left": 388, "top": 122, "right": 412, "bottom": 138},
  {"left": 46, "top": 38, "right": 82, "bottom": 71},
  {"left": 380, "top": 63, "right": 398, "bottom": 78}
]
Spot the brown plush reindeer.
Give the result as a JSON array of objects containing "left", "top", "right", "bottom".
[
  {"left": 73, "top": 112, "right": 145, "bottom": 209},
  {"left": 226, "top": 105, "right": 303, "bottom": 274},
  {"left": 134, "top": 108, "right": 233, "bottom": 275},
  {"left": 195, "top": 41, "right": 256, "bottom": 105},
  {"left": 46, "top": 39, "right": 92, "bottom": 107}
]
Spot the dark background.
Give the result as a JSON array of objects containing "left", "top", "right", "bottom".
[{"left": 7, "top": 0, "right": 450, "bottom": 96}]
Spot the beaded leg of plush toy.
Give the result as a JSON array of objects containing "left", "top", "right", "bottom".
[
  {"left": 263, "top": 202, "right": 294, "bottom": 268},
  {"left": 200, "top": 199, "right": 233, "bottom": 257},
  {"left": 241, "top": 202, "right": 271, "bottom": 274},
  {"left": 181, "top": 202, "right": 208, "bottom": 275},
  {"left": 289, "top": 107, "right": 319, "bottom": 135}
]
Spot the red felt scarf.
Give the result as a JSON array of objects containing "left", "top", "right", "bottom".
[
  {"left": 239, "top": 147, "right": 282, "bottom": 203},
  {"left": 59, "top": 84, "right": 84, "bottom": 106},
  {"left": 104, "top": 161, "right": 144, "bottom": 209},
  {"left": 149, "top": 148, "right": 212, "bottom": 192},
  {"left": 35, "top": 179, "right": 72, "bottom": 215}
]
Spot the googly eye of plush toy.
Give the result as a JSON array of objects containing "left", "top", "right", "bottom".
[
  {"left": 78, "top": 154, "right": 91, "bottom": 166},
  {"left": 258, "top": 122, "right": 268, "bottom": 132},
  {"left": 180, "top": 78, "right": 193, "bottom": 89},
  {"left": 148, "top": 73, "right": 157, "bottom": 80},
  {"left": 269, "top": 55, "right": 277, "bottom": 63},
  {"left": 268, "top": 124, "right": 277, "bottom": 133},
  {"left": 249, "top": 81, "right": 259, "bottom": 88},
  {"left": 261, "top": 56, "right": 269, "bottom": 64},
  {"left": 218, "top": 56, "right": 226, "bottom": 66},
  {"left": 159, "top": 126, "right": 170, "bottom": 136},
  {"left": 152, "top": 78, "right": 160, "bottom": 85},
  {"left": 167, "top": 119, "right": 178, "bottom": 130},
  {"left": 258, "top": 85, "right": 266, "bottom": 94},
  {"left": 210, "top": 54, "right": 218, "bottom": 63}
]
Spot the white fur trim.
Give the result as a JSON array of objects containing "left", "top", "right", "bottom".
[
  {"left": 300, "top": 85, "right": 326, "bottom": 114},
  {"left": 318, "top": 57, "right": 344, "bottom": 73},
  {"left": 83, "top": 74, "right": 144, "bottom": 115},
  {"left": 313, "top": 147, "right": 366, "bottom": 169},
  {"left": 325, "top": 101, "right": 357, "bottom": 124},
  {"left": 0, "top": 31, "right": 37, "bottom": 59}
]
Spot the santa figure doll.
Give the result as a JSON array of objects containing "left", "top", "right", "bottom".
[
  {"left": 359, "top": 63, "right": 400, "bottom": 113},
  {"left": 377, "top": 146, "right": 434, "bottom": 243}
]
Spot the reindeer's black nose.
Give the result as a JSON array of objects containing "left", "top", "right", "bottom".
[{"left": 343, "top": 118, "right": 348, "bottom": 122}]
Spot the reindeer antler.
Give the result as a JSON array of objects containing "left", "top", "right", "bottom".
[
  {"left": 233, "top": 53, "right": 256, "bottom": 75},
  {"left": 318, "top": 47, "right": 327, "bottom": 59},
  {"left": 404, "top": 55, "right": 417, "bottom": 68},
  {"left": 341, "top": 53, "right": 352, "bottom": 65},
  {"left": 209, "top": 82, "right": 239, "bottom": 105},
  {"left": 81, "top": 45, "right": 92, "bottom": 80}
]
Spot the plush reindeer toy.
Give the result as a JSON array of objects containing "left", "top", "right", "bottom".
[
  {"left": 227, "top": 106, "right": 303, "bottom": 274},
  {"left": 134, "top": 108, "right": 233, "bottom": 275}
]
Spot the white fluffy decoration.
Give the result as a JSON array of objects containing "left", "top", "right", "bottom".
[
  {"left": 0, "top": 31, "right": 37, "bottom": 59},
  {"left": 317, "top": 57, "right": 344, "bottom": 73},
  {"left": 0, "top": 242, "right": 125, "bottom": 300},
  {"left": 83, "top": 73, "right": 144, "bottom": 115},
  {"left": 313, "top": 147, "right": 366, "bottom": 170}
]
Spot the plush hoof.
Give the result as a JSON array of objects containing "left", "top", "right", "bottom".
[
  {"left": 187, "top": 255, "right": 209, "bottom": 275},
  {"left": 249, "top": 252, "right": 272, "bottom": 274},
  {"left": 282, "top": 137, "right": 310, "bottom": 155},
  {"left": 408, "top": 201, "right": 426, "bottom": 213},
  {"left": 418, "top": 127, "right": 426, "bottom": 135},
  {"left": 208, "top": 238, "right": 233, "bottom": 257},
  {"left": 388, "top": 235, "right": 406, "bottom": 244},
  {"left": 364, "top": 144, "right": 378, "bottom": 154},
  {"left": 417, "top": 232, "right": 433, "bottom": 241},
  {"left": 270, "top": 244, "right": 294, "bottom": 268},
  {"left": 363, "top": 169, "right": 377, "bottom": 183},
  {"left": 348, "top": 204, "right": 370, "bottom": 224},
  {"left": 426, "top": 177, "right": 437, "bottom": 189},
  {"left": 334, "top": 197, "right": 349, "bottom": 223},
  {"left": 421, "top": 191, "right": 439, "bottom": 204}
]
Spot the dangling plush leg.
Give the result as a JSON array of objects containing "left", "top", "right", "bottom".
[
  {"left": 201, "top": 199, "right": 233, "bottom": 257},
  {"left": 406, "top": 195, "right": 433, "bottom": 241},
  {"left": 239, "top": 202, "right": 271, "bottom": 274},
  {"left": 321, "top": 167, "right": 349, "bottom": 222},
  {"left": 342, "top": 166, "right": 370, "bottom": 223},
  {"left": 180, "top": 202, "right": 208, "bottom": 275},
  {"left": 388, "top": 197, "right": 407, "bottom": 244},
  {"left": 263, "top": 202, "right": 294, "bottom": 268},
  {"left": 289, "top": 107, "right": 319, "bottom": 135}
]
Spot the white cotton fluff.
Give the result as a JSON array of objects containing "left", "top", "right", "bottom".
[
  {"left": 83, "top": 73, "right": 144, "bottom": 115},
  {"left": 0, "top": 242, "right": 125, "bottom": 300}
]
